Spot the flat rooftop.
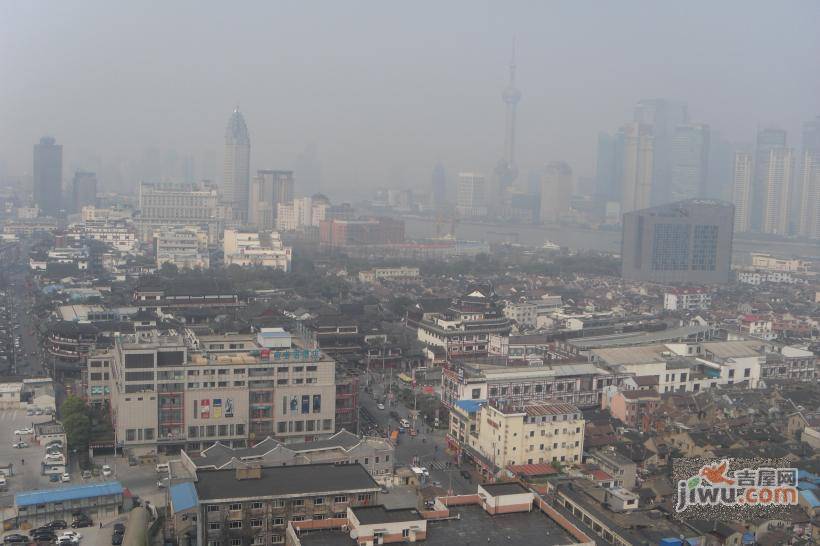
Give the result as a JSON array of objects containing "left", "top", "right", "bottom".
[
  {"left": 297, "top": 505, "right": 576, "bottom": 546},
  {"left": 195, "top": 463, "right": 379, "bottom": 502},
  {"left": 352, "top": 506, "right": 422, "bottom": 525},
  {"left": 480, "top": 482, "right": 530, "bottom": 496}
]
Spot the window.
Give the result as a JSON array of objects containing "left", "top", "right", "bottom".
[
  {"left": 334, "top": 496, "right": 348, "bottom": 503},
  {"left": 744, "top": 368, "right": 751, "bottom": 378},
  {"left": 323, "top": 419, "right": 333, "bottom": 430},
  {"left": 228, "top": 521, "right": 242, "bottom": 529},
  {"left": 402, "top": 529, "right": 410, "bottom": 538},
  {"left": 126, "top": 429, "right": 136, "bottom": 441},
  {"left": 271, "top": 500, "right": 284, "bottom": 508},
  {"left": 271, "top": 535, "right": 284, "bottom": 544},
  {"left": 313, "top": 497, "right": 324, "bottom": 505},
  {"left": 250, "top": 519, "right": 262, "bottom": 528},
  {"left": 229, "top": 503, "right": 242, "bottom": 511},
  {"left": 471, "top": 388, "right": 481, "bottom": 399},
  {"left": 272, "top": 517, "right": 285, "bottom": 526},
  {"left": 208, "top": 523, "right": 221, "bottom": 530},
  {"left": 230, "top": 540, "right": 241, "bottom": 546},
  {"left": 357, "top": 494, "right": 368, "bottom": 502},
  {"left": 251, "top": 502, "right": 263, "bottom": 510},
  {"left": 207, "top": 505, "right": 220, "bottom": 512},
  {"left": 292, "top": 499, "right": 305, "bottom": 507}
]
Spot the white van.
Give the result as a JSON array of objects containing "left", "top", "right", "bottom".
[{"left": 156, "top": 463, "right": 170, "bottom": 474}]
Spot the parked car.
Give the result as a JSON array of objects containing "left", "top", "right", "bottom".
[
  {"left": 58, "top": 531, "right": 82, "bottom": 542},
  {"left": 111, "top": 534, "right": 123, "bottom": 546},
  {"left": 13, "top": 427, "right": 33, "bottom": 435},
  {"left": 49, "top": 474, "right": 60, "bottom": 482},
  {"left": 377, "top": 403, "right": 385, "bottom": 410},
  {"left": 128, "top": 456, "right": 138, "bottom": 466},
  {"left": 102, "top": 464, "right": 113, "bottom": 477},
  {"left": 12, "top": 441, "right": 28, "bottom": 449},
  {"left": 61, "top": 472, "right": 70, "bottom": 482},
  {"left": 156, "top": 463, "right": 169, "bottom": 474},
  {"left": 81, "top": 470, "right": 91, "bottom": 479},
  {"left": 47, "top": 520, "right": 68, "bottom": 530},
  {"left": 4, "top": 534, "right": 28, "bottom": 543},
  {"left": 71, "top": 516, "right": 93, "bottom": 528},
  {"left": 112, "top": 523, "right": 125, "bottom": 535}
]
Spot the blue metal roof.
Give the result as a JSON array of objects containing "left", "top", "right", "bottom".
[
  {"left": 454, "top": 399, "right": 486, "bottom": 414},
  {"left": 16, "top": 482, "right": 123, "bottom": 507},
  {"left": 800, "top": 489, "right": 820, "bottom": 509},
  {"left": 170, "top": 482, "right": 199, "bottom": 513}
]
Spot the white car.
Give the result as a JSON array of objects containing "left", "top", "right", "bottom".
[
  {"left": 61, "top": 472, "right": 70, "bottom": 482},
  {"left": 58, "top": 531, "right": 82, "bottom": 542},
  {"left": 13, "top": 427, "right": 33, "bottom": 436},
  {"left": 377, "top": 403, "right": 385, "bottom": 410},
  {"left": 12, "top": 441, "right": 28, "bottom": 449},
  {"left": 101, "top": 465, "right": 112, "bottom": 477}
]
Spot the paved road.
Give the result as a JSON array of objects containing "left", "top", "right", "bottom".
[{"left": 358, "top": 371, "right": 475, "bottom": 494}]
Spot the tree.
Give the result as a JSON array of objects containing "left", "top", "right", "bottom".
[
  {"left": 60, "top": 396, "right": 92, "bottom": 452},
  {"left": 63, "top": 413, "right": 91, "bottom": 451}
]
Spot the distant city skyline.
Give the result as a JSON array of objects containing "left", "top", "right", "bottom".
[{"left": 2, "top": 2, "right": 819, "bottom": 202}]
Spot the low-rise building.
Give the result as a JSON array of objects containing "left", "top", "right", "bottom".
[
  {"left": 223, "top": 229, "right": 292, "bottom": 271},
  {"left": 357, "top": 266, "right": 419, "bottom": 284},
  {"left": 154, "top": 226, "right": 210, "bottom": 269},
  {"left": 602, "top": 389, "right": 660, "bottom": 433},
  {"left": 15, "top": 482, "right": 124, "bottom": 527},
  {"left": 663, "top": 288, "right": 711, "bottom": 311},
  {"left": 194, "top": 464, "right": 380, "bottom": 546},
  {"left": 475, "top": 402, "right": 584, "bottom": 468}
]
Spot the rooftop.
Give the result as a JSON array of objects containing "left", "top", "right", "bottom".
[
  {"left": 16, "top": 482, "right": 123, "bottom": 507},
  {"left": 194, "top": 463, "right": 379, "bottom": 502},
  {"left": 425, "top": 505, "right": 574, "bottom": 546},
  {"left": 352, "top": 506, "right": 423, "bottom": 525},
  {"left": 480, "top": 482, "right": 529, "bottom": 496}
]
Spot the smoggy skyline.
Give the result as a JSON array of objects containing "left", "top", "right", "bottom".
[{"left": 2, "top": 1, "right": 819, "bottom": 199}]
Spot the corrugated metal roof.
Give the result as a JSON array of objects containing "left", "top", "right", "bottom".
[
  {"left": 455, "top": 399, "right": 486, "bottom": 414},
  {"left": 170, "top": 482, "right": 199, "bottom": 513},
  {"left": 16, "top": 482, "right": 123, "bottom": 507},
  {"left": 702, "top": 341, "right": 762, "bottom": 358}
]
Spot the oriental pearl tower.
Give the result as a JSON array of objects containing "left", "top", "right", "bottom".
[{"left": 495, "top": 41, "right": 521, "bottom": 202}]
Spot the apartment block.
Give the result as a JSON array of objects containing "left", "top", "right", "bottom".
[{"left": 475, "top": 402, "right": 584, "bottom": 468}]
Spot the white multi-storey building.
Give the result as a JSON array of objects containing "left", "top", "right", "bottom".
[
  {"left": 456, "top": 173, "right": 487, "bottom": 218},
  {"left": 663, "top": 288, "right": 711, "bottom": 311},
  {"left": 138, "top": 182, "right": 223, "bottom": 243},
  {"left": 276, "top": 196, "right": 328, "bottom": 231},
  {"left": 154, "top": 227, "right": 209, "bottom": 269},
  {"left": 762, "top": 147, "right": 794, "bottom": 235},
  {"left": 87, "top": 329, "right": 336, "bottom": 454},
  {"left": 731, "top": 151, "right": 753, "bottom": 233},
  {"left": 223, "top": 229, "right": 292, "bottom": 271}
]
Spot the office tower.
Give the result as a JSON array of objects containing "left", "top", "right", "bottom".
[
  {"left": 669, "top": 123, "right": 710, "bottom": 202},
  {"left": 223, "top": 108, "right": 251, "bottom": 222},
  {"left": 456, "top": 172, "right": 487, "bottom": 218},
  {"left": 71, "top": 171, "right": 98, "bottom": 213},
  {"left": 706, "top": 131, "right": 733, "bottom": 200},
  {"left": 797, "top": 151, "right": 820, "bottom": 239},
  {"left": 431, "top": 162, "right": 447, "bottom": 207},
  {"left": 595, "top": 132, "right": 621, "bottom": 203},
  {"left": 33, "top": 136, "right": 63, "bottom": 216},
  {"left": 634, "top": 99, "right": 689, "bottom": 205},
  {"left": 248, "top": 170, "right": 294, "bottom": 230},
  {"left": 761, "top": 147, "right": 794, "bottom": 235},
  {"left": 731, "top": 152, "right": 753, "bottom": 233},
  {"left": 621, "top": 199, "right": 734, "bottom": 284},
  {"left": 137, "top": 182, "right": 222, "bottom": 243},
  {"left": 751, "top": 127, "right": 787, "bottom": 230},
  {"left": 619, "top": 122, "right": 654, "bottom": 215},
  {"left": 494, "top": 43, "right": 521, "bottom": 199},
  {"left": 540, "top": 161, "right": 573, "bottom": 223}
]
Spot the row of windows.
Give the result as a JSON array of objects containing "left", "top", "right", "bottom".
[
  {"left": 189, "top": 424, "right": 245, "bottom": 438},
  {"left": 125, "top": 428, "right": 155, "bottom": 441},
  {"left": 207, "top": 495, "right": 369, "bottom": 513},
  {"left": 275, "top": 419, "right": 333, "bottom": 434}
]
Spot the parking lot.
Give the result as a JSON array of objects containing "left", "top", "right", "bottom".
[
  {"left": 0, "top": 510, "right": 131, "bottom": 546},
  {"left": 0, "top": 409, "right": 60, "bottom": 493}
]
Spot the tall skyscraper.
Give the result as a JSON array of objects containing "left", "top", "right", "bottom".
[
  {"left": 731, "top": 152, "right": 753, "bottom": 233},
  {"left": 797, "top": 116, "right": 820, "bottom": 239},
  {"left": 621, "top": 199, "right": 734, "bottom": 284},
  {"left": 71, "top": 171, "right": 98, "bottom": 213},
  {"left": 669, "top": 123, "right": 710, "bottom": 202},
  {"left": 619, "top": 122, "right": 654, "bottom": 215},
  {"left": 595, "top": 132, "right": 621, "bottom": 203},
  {"left": 494, "top": 43, "right": 521, "bottom": 200},
  {"left": 761, "top": 147, "right": 794, "bottom": 235},
  {"left": 540, "top": 161, "right": 573, "bottom": 224},
  {"left": 431, "top": 162, "right": 447, "bottom": 208},
  {"left": 33, "top": 136, "right": 63, "bottom": 216},
  {"left": 634, "top": 99, "right": 689, "bottom": 205},
  {"left": 223, "top": 108, "right": 251, "bottom": 222},
  {"left": 248, "top": 170, "right": 295, "bottom": 230},
  {"left": 751, "top": 127, "right": 787, "bottom": 231},
  {"left": 456, "top": 172, "right": 487, "bottom": 218},
  {"left": 797, "top": 150, "right": 820, "bottom": 239}
]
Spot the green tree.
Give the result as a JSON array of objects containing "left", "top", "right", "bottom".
[
  {"left": 60, "top": 395, "right": 92, "bottom": 452},
  {"left": 63, "top": 412, "right": 91, "bottom": 451}
]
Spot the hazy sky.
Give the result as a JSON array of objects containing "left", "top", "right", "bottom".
[{"left": 2, "top": 1, "right": 819, "bottom": 198}]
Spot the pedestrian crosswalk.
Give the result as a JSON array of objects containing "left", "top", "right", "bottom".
[{"left": 427, "top": 461, "right": 450, "bottom": 470}]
